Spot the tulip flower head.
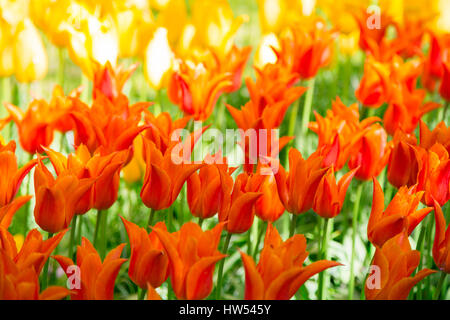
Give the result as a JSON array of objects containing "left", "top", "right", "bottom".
[
  {"left": 121, "top": 217, "right": 169, "bottom": 289},
  {"left": 54, "top": 237, "right": 126, "bottom": 300},
  {"left": 368, "top": 178, "right": 432, "bottom": 247},
  {"left": 0, "top": 142, "right": 37, "bottom": 228},
  {"left": 241, "top": 224, "right": 341, "bottom": 300},
  {"left": 365, "top": 232, "right": 435, "bottom": 300},
  {"left": 152, "top": 222, "right": 226, "bottom": 300},
  {"left": 432, "top": 201, "right": 450, "bottom": 274}
]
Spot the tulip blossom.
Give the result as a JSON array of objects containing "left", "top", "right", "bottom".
[
  {"left": 387, "top": 131, "right": 421, "bottom": 189},
  {"left": 217, "top": 171, "right": 263, "bottom": 234},
  {"left": 368, "top": 178, "right": 432, "bottom": 247},
  {"left": 43, "top": 145, "right": 128, "bottom": 213},
  {"left": 383, "top": 86, "right": 441, "bottom": 136},
  {"left": 140, "top": 133, "right": 205, "bottom": 211},
  {"left": 241, "top": 224, "right": 341, "bottom": 300},
  {"left": 187, "top": 156, "right": 236, "bottom": 221},
  {"left": 440, "top": 52, "right": 450, "bottom": 101},
  {"left": 416, "top": 143, "right": 450, "bottom": 206},
  {"left": 254, "top": 171, "right": 285, "bottom": 223},
  {"left": 432, "top": 201, "right": 450, "bottom": 274},
  {"left": 0, "top": 227, "right": 67, "bottom": 275},
  {"left": 419, "top": 121, "right": 450, "bottom": 154},
  {"left": 54, "top": 237, "right": 127, "bottom": 300},
  {"left": 313, "top": 167, "right": 358, "bottom": 219},
  {"left": 152, "top": 222, "right": 226, "bottom": 300},
  {"left": 353, "top": 8, "right": 392, "bottom": 55},
  {"left": 273, "top": 148, "right": 328, "bottom": 215},
  {"left": 13, "top": 18, "right": 48, "bottom": 83},
  {"left": 309, "top": 97, "right": 380, "bottom": 170},
  {"left": 92, "top": 61, "right": 138, "bottom": 104},
  {"left": 348, "top": 124, "right": 390, "bottom": 181},
  {"left": 33, "top": 156, "right": 94, "bottom": 233},
  {"left": 276, "top": 18, "right": 337, "bottom": 80},
  {"left": 0, "top": 142, "right": 37, "bottom": 228},
  {"left": 355, "top": 57, "right": 391, "bottom": 108},
  {"left": 0, "top": 250, "right": 69, "bottom": 300},
  {"left": 168, "top": 59, "right": 233, "bottom": 121},
  {"left": 70, "top": 63, "right": 150, "bottom": 155},
  {"left": 365, "top": 233, "right": 435, "bottom": 300},
  {"left": 121, "top": 217, "right": 169, "bottom": 289},
  {"left": 422, "top": 32, "right": 449, "bottom": 92}
]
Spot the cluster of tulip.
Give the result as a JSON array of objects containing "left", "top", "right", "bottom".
[{"left": 0, "top": 0, "right": 449, "bottom": 301}]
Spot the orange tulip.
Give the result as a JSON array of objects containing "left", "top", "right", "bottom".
[
  {"left": 348, "top": 124, "right": 390, "bottom": 181},
  {"left": 140, "top": 131, "right": 206, "bottom": 211},
  {"left": 309, "top": 97, "right": 380, "bottom": 170},
  {"left": 121, "top": 217, "right": 169, "bottom": 289},
  {"left": 416, "top": 143, "right": 450, "bottom": 206},
  {"left": 422, "top": 32, "right": 449, "bottom": 92},
  {"left": 92, "top": 61, "right": 138, "bottom": 104},
  {"left": 387, "top": 131, "right": 421, "bottom": 189},
  {"left": 168, "top": 59, "right": 233, "bottom": 121},
  {"left": 432, "top": 201, "right": 450, "bottom": 274},
  {"left": 419, "top": 120, "right": 450, "bottom": 154},
  {"left": 0, "top": 250, "right": 69, "bottom": 300},
  {"left": 353, "top": 8, "right": 392, "bottom": 55},
  {"left": 384, "top": 86, "right": 441, "bottom": 135},
  {"left": 70, "top": 79, "right": 150, "bottom": 155},
  {"left": 217, "top": 171, "right": 263, "bottom": 234},
  {"left": 187, "top": 156, "right": 236, "bottom": 221},
  {"left": 0, "top": 227, "right": 67, "bottom": 274},
  {"left": 4, "top": 100, "right": 55, "bottom": 154},
  {"left": 276, "top": 18, "right": 337, "bottom": 80},
  {"left": 273, "top": 148, "right": 328, "bottom": 215},
  {"left": 368, "top": 178, "right": 432, "bottom": 247},
  {"left": 355, "top": 57, "right": 391, "bottom": 108},
  {"left": 53, "top": 237, "right": 127, "bottom": 300},
  {"left": 313, "top": 167, "right": 358, "bottom": 219},
  {"left": 365, "top": 233, "right": 435, "bottom": 300},
  {"left": 0, "top": 141, "right": 37, "bottom": 228},
  {"left": 241, "top": 223, "right": 341, "bottom": 300},
  {"left": 440, "top": 53, "right": 450, "bottom": 101},
  {"left": 33, "top": 156, "right": 94, "bottom": 233},
  {"left": 43, "top": 145, "right": 128, "bottom": 213},
  {"left": 254, "top": 171, "right": 285, "bottom": 223},
  {"left": 143, "top": 111, "right": 192, "bottom": 156},
  {"left": 152, "top": 222, "right": 226, "bottom": 300}
]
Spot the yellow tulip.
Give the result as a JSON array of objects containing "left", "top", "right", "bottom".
[
  {"left": 115, "top": 6, "right": 154, "bottom": 58},
  {"left": 156, "top": 0, "right": 188, "bottom": 45},
  {"left": 190, "top": 0, "right": 248, "bottom": 58},
  {"left": 64, "top": 7, "right": 119, "bottom": 79},
  {"left": 122, "top": 135, "right": 146, "bottom": 184},
  {"left": 144, "top": 27, "right": 174, "bottom": 90},
  {"left": 13, "top": 18, "right": 48, "bottom": 83},
  {"left": 433, "top": 0, "right": 450, "bottom": 33},
  {"left": 254, "top": 33, "right": 280, "bottom": 68},
  {"left": 0, "top": 19, "right": 14, "bottom": 77}
]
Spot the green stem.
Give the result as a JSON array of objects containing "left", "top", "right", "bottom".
[
  {"left": 41, "top": 232, "right": 54, "bottom": 289},
  {"left": 289, "top": 214, "right": 298, "bottom": 238},
  {"left": 216, "top": 232, "right": 232, "bottom": 300},
  {"left": 442, "top": 101, "right": 449, "bottom": 122},
  {"left": 415, "top": 218, "right": 427, "bottom": 299},
  {"left": 68, "top": 215, "right": 78, "bottom": 260},
  {"left": 301, "top": 78, "right": 316, "bottom": 154},
  {"left": 146, "top": 208, "right": 155, "bottom": 233},
  {"left": 348, "top": 182, "right": 364, "bottom": 300},
  {"left": 433, "top": 272, "right": 447, "bottom": 300},
  {"left": 93, "top": 210, "right": 103, "bottom": 250},
  {"left": 318, "top": 218, "right": 333, "bottom": 300},
  {"left": 167, "top": 206, "right": 173, "bottom": 232},
  {"left": 138, "top": 288, "right": 147, "bottom": 300},
  {"left": 198, "top": 217, "right": 204, "bottom": 228},
  {"left": 252, "top": 221, "right": 267, "bottom": 259}
]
